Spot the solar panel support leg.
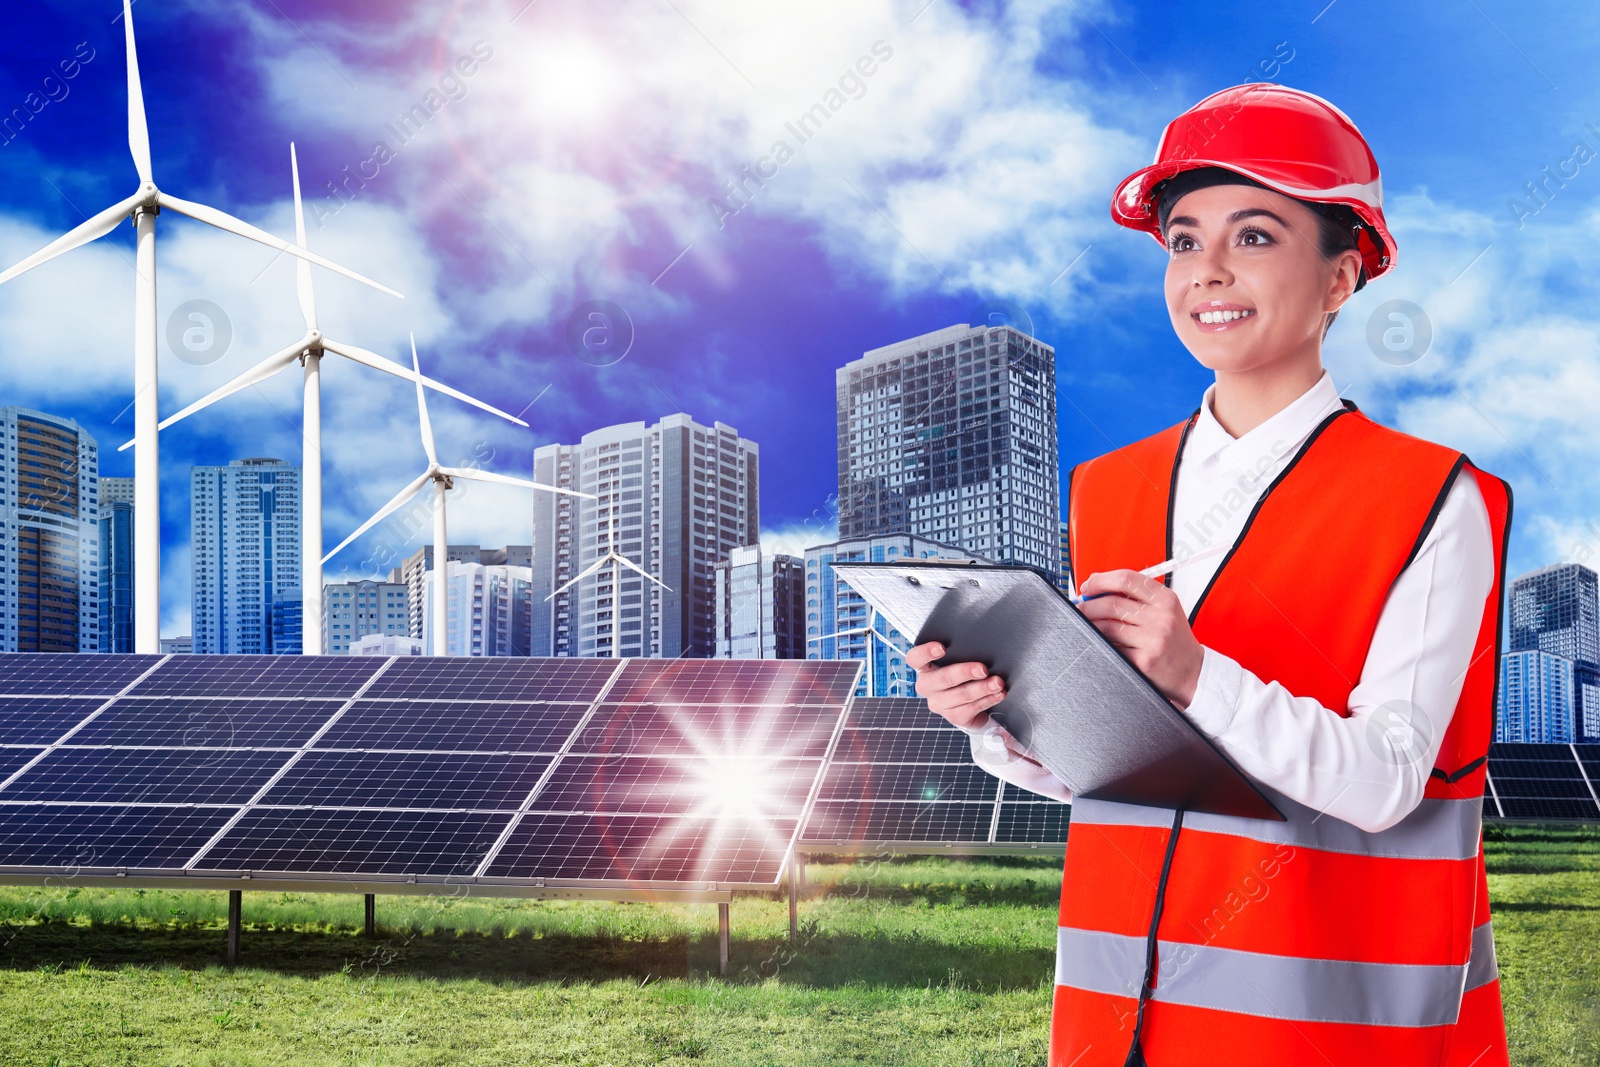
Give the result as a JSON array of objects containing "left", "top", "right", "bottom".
[
  {"left": 718, "top": 902, "right": 730, "bottom": 976},
  {"left": 788, "top": 856, "right": 799, "bottom": 943},
  {"left": 796, "top": 853, "right": 805, "bottom": 891},
  {"left": 226, "top": 891, "right": 242, "bottom": 965},
  {"left": 364, "top": 894, "right": 375, "bottom": 937}
]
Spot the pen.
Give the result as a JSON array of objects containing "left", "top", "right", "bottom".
[{"left": 1068, "top": 541, "right": 1231, "bottom": 605}]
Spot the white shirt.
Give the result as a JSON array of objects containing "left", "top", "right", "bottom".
[{"left": 959, "top": 369, "right": 1496, "bottom": 833}]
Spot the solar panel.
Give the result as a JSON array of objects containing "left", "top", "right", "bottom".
[
  {"left": 994, "top": 802, "right": 1072, "bottom": 843},
  {"left": 534, "top": 755, "right": 822, "bottom": 816},
  {"left": 259, "top": 752, "right": 553, "bottom": 810},
  {"left": 818, "top": 762, "right": 998, "bottom": 802},
  {"left": 0, "top": 697, "right": 107, "bottom": 745},
  {"left": 830, "top": 728, "right": 975, "bottom": 765},
  {"left": 318, "top": 699, "right": 589, "bottom": 753},
  {"left": 483, "top": 812, "right": 798, "bottom": 883},
  {"left": 193, "top": 808, "right": 512, "bottom": 876},
  {"left": 805, "top": 800, "right": 997, "bottom": 843},
  {"left": 362, "top": 657, "right": 618, "bottom": 702},
  {"left": 0, "top": 654, "right": 163, "bottom": 696},
  {"left": 605, "top": 659, "right": 861, "bottom": 705},
  {"left": 842, "top": 697, "right": 942, "bottom": 729},
  {"left": 3, "top": 747, "right": 293, "bottom": 805},
  {"left": 131, "top": 655, "right": 383, "bottom": 698},
  {"left": 0, "top": 748, "right": 46, "bottom": 781},
  {"left": 73, "top": 698, "right": 346, "bottom": 749},
  {"left": 1485, "top": 743, "right": 1600, "bottom": 820},
  {"left": 798, "top": 697, "right": 1054, "bottom": 851},
  {"left": 0, "top": 804, "right": 240, "bottom": 870},
  {"left": 570, "top": 703, "right": 840, "bottom": 760}
]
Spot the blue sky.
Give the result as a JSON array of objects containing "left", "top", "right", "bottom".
[{"left": 2, "top": 0, "right": 1598, "bottom": 636}]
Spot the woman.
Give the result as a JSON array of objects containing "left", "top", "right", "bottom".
[{"left": 907, "top": 84, "right": 1512, "bottom": 1066}]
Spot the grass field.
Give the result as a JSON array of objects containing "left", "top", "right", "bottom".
[{"left": 0, "top": 823, "right": 1593, "bottom": 1066}]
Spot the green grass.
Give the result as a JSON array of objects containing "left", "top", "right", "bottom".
[{"left": 0, "top": 826, "right": 1592, "bottom": 1066}]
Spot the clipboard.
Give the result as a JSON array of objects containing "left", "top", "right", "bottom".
[{"left": 831, "top": 560, "right": 1284, "bottom": 821}]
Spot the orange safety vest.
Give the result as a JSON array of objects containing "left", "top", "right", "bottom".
[{"left": 1053, "top": 400, "right": 1512, "bottom": 1067}]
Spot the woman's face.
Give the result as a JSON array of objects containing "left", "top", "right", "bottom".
[{"left": 1162, "top": 182, "right": 1360, "bottom": 374}]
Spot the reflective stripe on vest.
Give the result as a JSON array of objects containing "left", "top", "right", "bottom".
[
  {"left": 1070, "top": 790, "right": 1483, "bottom": 862},
  {"left": 1055, "top": 918, "right": 1499, "bottom": 1028}
]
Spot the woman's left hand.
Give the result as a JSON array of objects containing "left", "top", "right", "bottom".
[{"left": 1076, "top": 569, "right": 1205, "bottom": 708}]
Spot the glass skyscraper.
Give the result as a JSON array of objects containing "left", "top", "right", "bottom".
[
  {"left": 804, "top": 532, "right": 983, "bottom": 697},
  {"left": 1504, "top": 562, "right": 1600, "bottom": 741},
  {"left": 714, "top": 545, "right": 805, "bottom": 659},
  {"left": 531, "top": 414, "right": 759, "bottom": 658},
  {"left": 0, "top": 406, "right": 102, "bottom": 652},
  {"left": 190, "top": 458, "right": 302, "bottom": 654},
  {"left": 99, "top": 499, "right": 134, "bottom": 653},
  {"left": 836, "top": 323, "right": 1059, "bottom": 575},
  {"left": 1497, "top": 649, "right": 1575, "bottom": 744}
]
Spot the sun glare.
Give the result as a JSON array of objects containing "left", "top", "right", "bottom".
[{"left": 526, "top": 37, "right": 618, "bottom": 129}]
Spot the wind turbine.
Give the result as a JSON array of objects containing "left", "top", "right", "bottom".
[
  {"left": 119, "top": 143, "right": 528, "bottom": 656},
  {"left": 817, "top": 605, "right": 910, "bottom": 696},
  {"left": 322, "top": 336, "right": 592, "bottom": 656},
  {"left": 546, "top": 507, "right": 671, "bottom": 658},
  {"left": 0, "top": 0, "right": 402, "bottom": 653}
]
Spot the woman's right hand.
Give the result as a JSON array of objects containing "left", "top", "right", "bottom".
[{"left": 906, "top": 641, "right": 1008, "bottom": 728}]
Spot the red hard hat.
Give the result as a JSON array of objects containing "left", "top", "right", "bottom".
[{"left": 1111, "top": 83, "right": 1396, "bottom": 282}]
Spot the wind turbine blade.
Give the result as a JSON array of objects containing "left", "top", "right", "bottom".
[
  {"left": 117, "top": 336, "right": 307, "bottom": 450},
  {"left": 439, "top": 467, "right": 594, "bottom": 500},
  {"left": 318, "top": 338, "right": 530, "bottom": 429},
  {"left": 157, "top": 192, "right": 405, "bottom": 300},
  {"left": 320, "top": 471, "right": 431, "bottom": 564},
  {"left": 0, "top": 191, "right": 144, "bottom": 287},
  {"left": 546, "top": 556, "right": 611, "bottom": 600},
  {"left": 289, "top": 142, "right": 316, "bottom": 331},
  {"left": 123, "top": 0, "right": 152, "bottom": 185},
  {"left": 409, "top": 334, "right": 437, "bottom": 466},
  {"left": 616, "top": 556, "right": 671, "bottom": 591}
]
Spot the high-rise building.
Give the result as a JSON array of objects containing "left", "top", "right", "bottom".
[
  {"left": 99, "top": 499, "right": 134, "bottom": 653},
  {"left": 421, "top": 560, "right": 534, "bottom": 656},
  {"left": 0, "top": 407, "right": 102, "bottom": 652},
  {"left": 714, "top": 544, "right": 805, "bottom": 659},
  {"left": 805, "top": 532, "right": 985, "bottom": 697},
  {"left": 1508, "top": 563, "right": 1600, "bottom": 664},
  {"left": 531, "top": 414, "right": 759, "bottom": 658},
  {"left": 322, "top": 578, "right": 411, "bottom": 655},
  {"left": 351, "top": 633, "right": 425, "bottom": 656},
  {"left": 396, "top": 545, "right": 531, "bottom": 643},
  {"left": 100, "top": 476, "right": 135, "bottom": 505},
  {"left": 1497, "top": 649, "right": 1575, "bottom": 743},
  {"left": 190, "top": 458, "right": 302, "bottom": 654},
  {"left": 1506, "top": 562, "right": 1600, "bottom": 740},
  {"left": 159, "top": 635, "right": 192, "bottom": 654},
  {"left": 836, "top": 323, "right": 1059, "bottom": 575}
]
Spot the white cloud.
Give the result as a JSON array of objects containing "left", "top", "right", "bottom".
[{"left": 1324, "top": 191, "right": 1600, "bottom": 572}]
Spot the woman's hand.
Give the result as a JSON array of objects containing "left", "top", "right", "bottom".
[
  {"left": 906, "top": 641, "right": 1007, "bottom": 728},
  {"left": 1076, "top": 569, "right": 1205, "bottom": 708}
]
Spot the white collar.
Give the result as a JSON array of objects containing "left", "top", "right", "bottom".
[{"left": 1186, "top": 369, "right": 1345, "bottom": 468}]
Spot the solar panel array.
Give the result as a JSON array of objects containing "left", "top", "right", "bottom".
[
  {"left": 799, "top": 696, "right": 1070, "bottom": 852},
  {"left": 1485, "top": 743, "right": 1600, "bottom": 820},
  {"left": 0, "top": 656, "right": 1593, "bottom": 899},
  {"left": 0, "top": 654, "right": 862, "bottom": 892}
]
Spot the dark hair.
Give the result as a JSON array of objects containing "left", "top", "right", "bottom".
[{"left": 1154, "top": 167, "right": 1369, "bottom": 338}]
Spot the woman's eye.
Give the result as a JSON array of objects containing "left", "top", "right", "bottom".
[
  {"left": 1239, "top": 227, "right": 1271, "bottom": 246},
  {"left": 1168, "top": 235, "right": 1195, "bottom": 253}
]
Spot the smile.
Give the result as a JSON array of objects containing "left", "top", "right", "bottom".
[{"left": 1196, "top": 308, "right": 1254, "bottom": 326}]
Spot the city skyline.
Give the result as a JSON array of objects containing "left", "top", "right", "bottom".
[{"left": 2, "top": 4, "right": 1594, "bottom": 642}]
